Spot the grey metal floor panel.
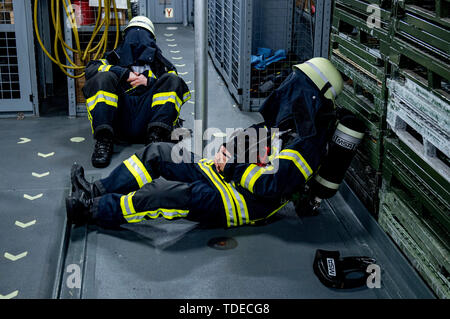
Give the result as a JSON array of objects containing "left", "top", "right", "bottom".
[{"left": 0, "top": 24, "right": 435, "bottom": 299}]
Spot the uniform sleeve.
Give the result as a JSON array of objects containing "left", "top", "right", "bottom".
[
  {"left": 223, "top": 137, "right": 325, "bottom": 200},
  {"left": 154, "top": 50, "right": 178, "bottom": 76},
  {"left": 141, "top": 69, "right": 158, "bottom": 87},
  {"left": 241, "top": 149, "right": 313, "bottom": 199},
  {"left": 85, "top": 59, "right": 130, "bottom": 82}
]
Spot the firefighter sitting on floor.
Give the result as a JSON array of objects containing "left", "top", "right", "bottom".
[
  {"left": 83, "top": 16, "right": 191, "bottom": 168},
  {"left": 66, "top": 58, "right": 343, "bottom": 229}
]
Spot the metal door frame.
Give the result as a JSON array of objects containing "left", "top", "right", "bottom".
[{"left": 0, "top": 0, "right": 38, "bottom": 116}]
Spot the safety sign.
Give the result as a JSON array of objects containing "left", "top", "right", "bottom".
[{"left": 165, "top": 8, "right": 174, "bottom": 18}]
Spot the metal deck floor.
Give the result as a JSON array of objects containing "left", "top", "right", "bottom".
[{"left": 0, "top": 24, "right": 434, "bottom": 299}]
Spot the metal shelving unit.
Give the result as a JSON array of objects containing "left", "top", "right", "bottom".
[{"left": 208, "top": 0, "right": 332, "bottom": 111}]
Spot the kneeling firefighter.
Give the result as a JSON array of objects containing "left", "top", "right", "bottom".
[
  {"left": 66, "top": 58, "right": 364, "bottom": 229},
  {"left": 83, "top": 16, "right": 191, "bottom": 168}
]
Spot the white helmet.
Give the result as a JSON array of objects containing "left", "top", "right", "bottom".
[
  {"left": 125, "top": 16, "right": 156, "bottom": 39},
  {"left": 293, "top": 57, "right": 343, "bottom": 102}
]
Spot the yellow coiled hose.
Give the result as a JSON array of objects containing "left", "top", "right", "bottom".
[{"left": 34, "top": 0, "right": 120, "bottom": 78}]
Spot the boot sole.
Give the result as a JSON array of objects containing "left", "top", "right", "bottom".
[
  {"left": 91, "top": 160, "right": 111, "bottom": 168},
  {"left": 65, "top": 196, "right": 75, "bottom": 224},
  {"left": 65, "top": 194, "right": 88, "bottom": 226}
]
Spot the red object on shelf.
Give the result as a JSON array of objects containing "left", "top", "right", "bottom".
[{"left": 72, "top": 0, "right": 95, "bottom": 26}]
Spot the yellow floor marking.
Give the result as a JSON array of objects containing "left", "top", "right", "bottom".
[
  {"left": 23, "top": 193, "right": 43, "bottom": 201},
  {"left": 32, "top": 172, "right": 50, "bottom": 178},
  {"left": 17, "top": 138, "right": 31, "bottom": 144},
  {"left": 70, "top": 137, "right": 85, "bottom": 143},
  {"left": 38, "top": 152, "right": 55, "bottom": 158},
  {"left": 0, "top": 290, "right": 18, "bottom": 299},
  {"left": 4, "top": 251, "right": 28, "bottom": 261},
  {"left": 15, "top": 220, "right": 36, "bottom": 228}
]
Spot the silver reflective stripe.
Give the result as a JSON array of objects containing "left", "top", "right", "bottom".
[
  {"left": 279, "top": 151, "right": 312, "bottom": 178},
  {"left": 152, "top": 94, "right": 182, "bottom": 109},
  {"left": 123, "top": 194, "right": 133, "bottom": 216},
  {"left": 199, "top": 162, "right": 236, "bottom": 226},
  {"left": 305, "top": 61, "right": 337, "bottom": 98},
  {"left": 127, "top": 157, "right": 151, "bottom": 185},
  {"left": 228, "top": 184, "right": 247, "bottom": 225},
  {"left": 86, "top": 93, "right": 118, "bottom": 109},
  {"left": 243, "top": 165, "right": 262, "bottom": 189},
  {"left": 125, "top": 215, "right": 142, "bottom": 223},
  {"left": 315, "top": 175, "right": 340, "bottom": 190},
  {"left": 145, "top": 209, "right": 189, "bottom": 218},
  {"left": 337, "top": 123, "right": 365, "bottom": 139}
]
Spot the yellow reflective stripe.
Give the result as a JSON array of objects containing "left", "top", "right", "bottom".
[
  {"left": 100, "top": 59, "right": 108, "bottom": 65},
  {"left": 197, "top": 161, "right": 236, "bottom": 227},
  {"left": 240, "top": 164, "right": 274, "bottom": 194},
  {"left": 250, "top": 201, "right": 289, "bottom": 224},
  {"left": 98, "top": 64, "right": 112, "bottom": 72},
  {"left": 86, "top": 90, "right": 118, "bottom": 111},
  {"left": 120, "top": 191, "right": 137, "bottom": 219},
  {"left": 123, "top": 155, "right": 152, "bottom": 188},
  {"left": 276, "top": 149, "right": 313, "bottom": 181},
  {"left": 281, "top": 149, "right": 313, "bottom": 174},
  {"left": 228, "top": 182, "right": 249, "bottom": 225},
  {"left": 151, "top": 91, "right": 183, "bottom": 112},
  {"left": 148, "top": 70, "right": 157, "bottom": 79},
  {"left": 277, "top": 155, "right": 309, "bottom": 180},
  {"left": 86, "top": 105, "right": 94, "bottom": 134},
  {"left": 124, "top": 160, "right": 144, "bottom": 188},
  {"left": 240, "top": 164, "right": 258, "bottom": 189},
  {"left": 248, "top": 166, "right": 275, "bottom": 193},
  {"left": 131, "top": 154, "right": 152, "bottom": 185},
  {"left": 125, "top": 208, "right": 190, "bottom": 223},
  {"left": 168, "top": 70, "right": 177, "bottom": 75},
  {"left": 237, "top": 190, "right": 249, "bottom": 224},
  {"left": 183, "top": 91, "right": 191, "bottom": 102}
]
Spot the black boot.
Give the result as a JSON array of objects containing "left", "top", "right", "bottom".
[
  {"left": 91, "top": 136, "right": 113, "bottom": 168},
  {"left": 65, "top": 189, "right": 94, "bottom": 226},
  {"left": 70, "top": 163, "right": 100, "bottom": 199},
  {"left": 145, "top": 126, "right": 171, "bottom": 145}
]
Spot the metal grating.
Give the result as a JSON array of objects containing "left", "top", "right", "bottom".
[
  {"left": 208, "top": 0, "right": 324, "bottom": 111},
  {"left": 230, "top": 0, "right": 241, "bottom": 90},
  {"left": 214, "top": 0, "right": 224, "bottom": 64},
  {"left": 0, "top": 31, "right": 20, "bottom": 99},
  {"left": 250, "top": 0, "right": 310, "bottom": 104}
]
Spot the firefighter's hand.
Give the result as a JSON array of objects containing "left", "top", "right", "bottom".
[
  {"left": 128, "top": 71, "right": 147, "bottom": 87},
  {"left": 214, "top": 146, "right": 231, "bottom": 173}
]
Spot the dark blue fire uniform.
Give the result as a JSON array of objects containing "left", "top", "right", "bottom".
[
  {"left": 83, "top": 28, "right": 191, "bottom": 142},
  {"left": 89, "top": 69, "right": 336, "bottom": 228}
]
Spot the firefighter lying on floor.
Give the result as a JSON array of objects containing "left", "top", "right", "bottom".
[
  {"left": 66, "top": 58, "right": 354, "bottom": 229},
  {"left": 83, "top": 16, "right": 191, "bottom": 168}
]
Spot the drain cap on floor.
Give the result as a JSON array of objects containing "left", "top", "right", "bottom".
[{"left": 207, "top": 237, "right": 238, "bottom": 250}]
